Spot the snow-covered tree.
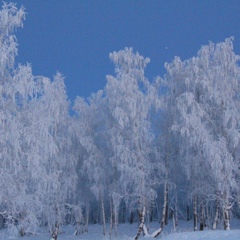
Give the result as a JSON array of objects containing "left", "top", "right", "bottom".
[
  {"left": 29, "top": 73, "right": 77, "bottom": 239},
  {"left": 73, "top": 90, "right": 113, "bottom": 236},
  {"left": 104, "top": 48, "right": 161, "bottom": 238},
  {"left": 166, "top": 38, "right": 240, "bottom": 230}
]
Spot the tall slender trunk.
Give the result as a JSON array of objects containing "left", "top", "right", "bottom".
[
  {"left": 212, "top": 196, "right": 219, "bottom": 230},
  {"left": 199, "top": 201, "right": 205, "bottom": 231},
  {"left": 175, "top": 193, "right": 179, "bottom": 227},
  {"left": 171, "top": 207, "right": 176, "bottom": 231},
  {"left": 205, "top": 203, "right": 209, "bottom": 228},
  {"left": 129, "top": 210, "right": 134, "bottom": 224},
  {"left": 111, "top": 193, "right": 121, "bottom": 237},
  {"left": 85, "top": 203, "right": 89, "bottom": 233},
  {"left": 151, "top": 182, "right": 168, "bottom": 238},
  {"left": 101, "top": 196, "right": 106, "bottom": 236},
  {"left": 52, "top": 223, "right": 59, "bottom": 240},
  {"left": 223, "top": 195, "right": 230, "bottom": 230},
  {"left": 224, "top": 208, "right": 230, "bottom": 230},
  {"left": 113, "top": 204, "right": 118, "bottom": 236},
  {"left": 187, "top": 205, "right": 190, "bottom": 221},
  {"left": 165, "top": 184, "right": 169, "bottom": 225},
  {"left": 109, "top": 196, "right": 113, "bottom": 236},
  {"left": 146, "top": 210, "right": 150, "bottom": 233},
  {"left": 193, "top": 195, "right": 198, "bottom": 231},
  {"left": 121, "top": 204, "right": 126, "bottom": 223},
  {"left": 161, "top": 182, "right": 168, "bottom": 229},
  {"left": 134, "top": 207, "right": 146, "bottom": 240}
]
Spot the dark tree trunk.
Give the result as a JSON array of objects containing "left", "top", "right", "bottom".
[
  {"left": 199, "top": 201, "right": 205, "bottom": 231},
  {"left": 19, "top": 228, "right": 25, "bottom": 237},
  {"left": 193, "top": 195, "right": 198, "bottom": 231},
  {"left": 175, "top": 193, "right": 179, "bottom": 227},
  {"left": 130, "top": 211, "right": 134, "bottom": 224},
  {"left": 85, "top": 204, "right": 89, "bottom": 233},
  {"left": 164, "top": 184, "right": 169, "bottom": 225},
  {"left": 187, "top": 205, "right": 190, "bottom": 221}
]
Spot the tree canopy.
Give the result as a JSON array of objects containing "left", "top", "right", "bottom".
[{"left": 0, "top": 2, "right": 240, "bottom": 239}]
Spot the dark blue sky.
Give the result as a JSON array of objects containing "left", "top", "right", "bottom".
[{"left": 15, "top": 0, "right": 240, "bottom": 102}]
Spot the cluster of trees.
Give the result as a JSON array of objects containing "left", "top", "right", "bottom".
[
  {"left": 0, "top": 2, "right": 240, "bottom": 239},
  {"left": 0, "top": 3, "right": 76, "bottom": 238}
]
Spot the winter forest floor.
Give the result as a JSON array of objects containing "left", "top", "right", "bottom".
[{"left": 0, "top": 219, "right": 240, "bottom": 240}]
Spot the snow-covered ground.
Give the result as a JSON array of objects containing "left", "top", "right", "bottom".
[
  {"left": 161, "top": 230, "right": 240, "bottom": 240},
  {"left": 0, "top": 219, "right": 239, "bottom": 240}
]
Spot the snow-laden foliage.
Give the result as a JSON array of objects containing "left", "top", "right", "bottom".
[
  {"left": 0, "top": 3, "right": 77, "bottom": 239},
  {"left": 1, "top": 2, "right": 240, "bottom": 239},
  {"left": 165, "top": 37, "right": 240, "bottom": 231}
]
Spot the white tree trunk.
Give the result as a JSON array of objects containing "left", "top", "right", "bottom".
[
  {"left": 161, "top": 182, "right": 168, "bottom": 229},
  {"left": 51, "top": 224, "right": 59, "bottom": 240},
  {"left": 109, "top": 197, "right": 113, "bottom": 236},
  {"left": 111, "top": 192, "right": 121, "bottom": 237},
  {"left": 134, "top": 207, "right": 147, "bottom": 240},
  {"left": 212, "top": 197, "right": 219, "bottom": 230},
  {"left": 224, "top": 206, "right": 230, "bottom": 230},
  {"left": 223, "top": 198, "right": 230, "bottom": 230},
  {"left": 74, "top": 222, "right": 81, "bottom": 236},
  {"left": 151, "top": 182, "right": 168, "bottom": 238},
  {"left": 101, "top": 197, "right": 106, "bottom": 236},
  {"left": 146, "top": 210, "right": 150, "bottom": 233},
  {"left": 171, "top": 207, "right": 176, "bottom": 231}
]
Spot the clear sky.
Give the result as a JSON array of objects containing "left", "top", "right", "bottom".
[{"left": 15, "top": 0, "right": 240, "bottom": 103}]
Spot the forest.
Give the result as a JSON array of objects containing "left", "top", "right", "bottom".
[{"left": 0, "top": 3, "right": 239, "bottom": 240}]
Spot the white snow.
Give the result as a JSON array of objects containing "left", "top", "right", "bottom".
[
  {"left": 0, "top": 219, "right": 239, "bottom": 240},
  {"left": 161, "top": 230, "right": 240, "bottom": 240}
]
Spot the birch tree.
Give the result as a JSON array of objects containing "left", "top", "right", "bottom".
[
  {"left": 105, "top": 48, "right": 162, "bottom": 238},
  {"left": 73, "top": 91, "right": 113, "bottom": 236},
  {"left": 166, "top": 38, "right": 240, "bottom": 230},
  {"left": 30, "top": 74, "right": 77, "bottom": 239}
]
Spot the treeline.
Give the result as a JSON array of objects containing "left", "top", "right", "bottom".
[{"left": 0, "top": 3, "right": 240, "bottom": 239}]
